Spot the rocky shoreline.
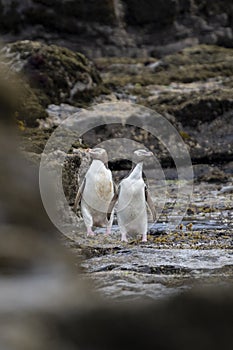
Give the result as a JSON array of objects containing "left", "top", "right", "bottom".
[
  {"left": 2, "top": 41, "right": 230, "bottom": 184},
  {"left": 0, "top": 2, "right": 233, "bottom": 347}
]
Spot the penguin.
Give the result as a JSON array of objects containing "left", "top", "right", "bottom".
[
  {"left": 74, "top": 148, "right": 115, "bottom": 237},
  {"left": 108, "top": 149, "right": 156, "bottom": 242}
]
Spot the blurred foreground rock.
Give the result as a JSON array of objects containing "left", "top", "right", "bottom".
[{"left": 0, "top": 126, "right": 97, "bottom": 349}]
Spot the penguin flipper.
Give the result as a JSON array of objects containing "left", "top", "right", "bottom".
[
  {"left": 107, "top": 183, "right": 118, "bottom": 221},
  {"left": 74, "top": 178, "right": 86, "bottom": 212},
  {"left": 145, "top": 187, "right": 156, "bottom": 221}
]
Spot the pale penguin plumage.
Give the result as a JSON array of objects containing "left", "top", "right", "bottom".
[
  {"left": 74, "top": 148, "right": 115, "bottom": 237},
  {"left": 108, "top": 149, "right": 156, "bottom": 242}
]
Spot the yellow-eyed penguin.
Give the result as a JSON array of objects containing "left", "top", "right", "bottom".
[
  {"left": 108, "top": 149, "right": 156, "bottom": 242},
  {"left": 74, "top": 148, "right": 115, "bottom": 237}
]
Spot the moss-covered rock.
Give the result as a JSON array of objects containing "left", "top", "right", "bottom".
[
  {"left": 102, "top": 45, "right": 233, "bottom": 86},
  {"left": 0, "top": 40, "right": 104, "bottom": 126},
  {"left": 99, "top": 45, "right": 233, "bottom": 122},
  {"left": 96, "top": 45, "right": 233, "bottom": 165},
  {"left": 62, "top": 150, "right": 91, "bottom": 205},
  {"left": 141, "top": 45, "right": 233, "bottom": 128},
  {"left": 0, "top": 61, "right": 47, "bottom": 126}
]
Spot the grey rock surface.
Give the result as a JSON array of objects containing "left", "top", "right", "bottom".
[{"left": 0, "top": 0, "right": 232, "bottom": 57}]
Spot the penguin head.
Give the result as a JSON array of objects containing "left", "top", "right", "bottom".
[
  {"left": 133, "top": 149, "right": 153, "bottom": 163},
  {"left": 88, "top": 148, "right": 108, "bottom": 164}
]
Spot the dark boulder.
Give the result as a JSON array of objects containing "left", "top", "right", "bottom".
[{"left": 0, "top": 40, "right": 103, "bottom": 126}]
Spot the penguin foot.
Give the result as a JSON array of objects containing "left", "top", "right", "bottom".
[
  {"left": 141, "top": 237, "right": 147, "bottom": 242},
  {"left": 121, "top": 237, "right": 128, "bottom": 243},
  {"left": 105, "top": 228, "right": 111, "bottom": 235},
  {"left": 87, "top": 229, "right": 95, "bottom": 237}
]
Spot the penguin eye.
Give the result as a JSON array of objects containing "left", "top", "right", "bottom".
[{"left": 136, "top": 149, "right": 146, "bottom": 155}]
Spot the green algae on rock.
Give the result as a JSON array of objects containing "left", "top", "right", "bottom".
[
  {"left": 96, "top": 45, "right": 233, "bottom": 165},
  {"left": 0, "top": 61, "right": 47, "bottom": 126},
  {"left": 1, "top": 40, "right": 104, "bottom": 126},
  {"left": 99, "top": 45, "right": 233, "bottom": 87}
]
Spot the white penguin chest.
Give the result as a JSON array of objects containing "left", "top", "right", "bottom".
[
  {"left": 118, "top": 178, "right": 146, "bottom": 211},
  {"left": 83, "top": 161, "right": 114, "bottom": 207}
]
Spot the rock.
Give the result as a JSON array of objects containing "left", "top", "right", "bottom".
[
  {"left": 216, "top": 27, "right": 233, "bottom": 47},
  {"left": 63, "top": 149, "right": 91, "bottom": 205},
  {"left": 40, "top": 104, "right": 82, "bottom": 129},
  {"left": 0, "top": 40, "right": 103, "bottom": 125},
  {"left": 194, "top": 0, "right": 233, "bottom": 19},
  {"left": 123, "top": 0, "right": 177, "bottom": 27},
  {"left": 0, "top": 0, "right": 233, "bottom": 57},
  {"left": 174, "top": 96, "right": 233, "bottom": 128},
  {"left": 193, "top": 164, "right": 229, "bottom": 182},
  {"left": 178, "top": 0, "right": 193, "bottom": 15},
  {"left": 219, "top": 185, "right": 233, "bottom": 194},
  {"left": 98, "top": 45, "right": 233, "bottom": 166},
  {"left": 214, "top": 13, "right": 229, "bottom": 27},
  {"left": 222, "top": 162, "right": 233, "bottom": 175},
  {"left": 0, "top": 61, "right": 47, "bottom": 126},
  {"left": 24, "top": 146, "right": 90, "bottom": 206},
  {"left": 200, "top": 32, "right": 218, "bottom": 45},
  {"left": 0, "top": 0, "right": 117, "bottom": 33}
]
